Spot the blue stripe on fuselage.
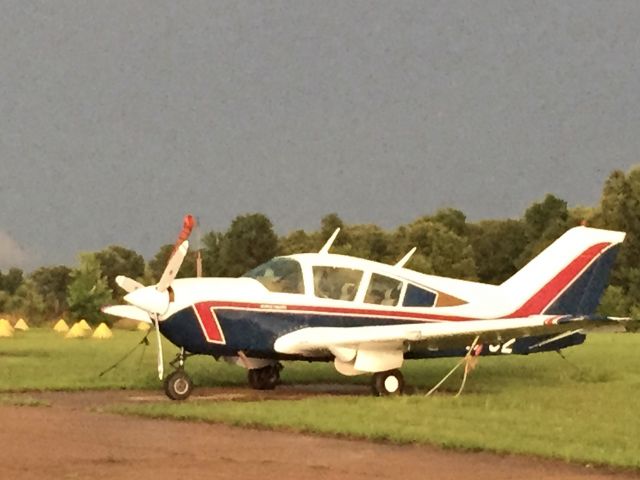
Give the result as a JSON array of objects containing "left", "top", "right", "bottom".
[
  {"left": 160, "top": 307, "right": 423, "bottom": 355},
  {"left": 159, "top": 307, "right": 587, "bottom": 360}
]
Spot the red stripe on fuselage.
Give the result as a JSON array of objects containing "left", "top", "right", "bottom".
[
  {"left": 193, "top": 303, "right": 226, "bottom": 344},
  {"left": 196, "top": 300, "right": 467, "bottom": 322}
]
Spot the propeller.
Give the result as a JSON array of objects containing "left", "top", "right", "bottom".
[
  {"left": 115, "top": 240, "right": 190, "bottom": 379},
  {"left": 123, "top": 241, "right": 189, "bottom": 315},
  {"left": 109, "top": 214, "right": 196, "bottom": 380},
  {"left": 115, "top": 276, "right": 144, "bottom": 293}
]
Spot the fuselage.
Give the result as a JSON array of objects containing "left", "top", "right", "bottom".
[{"left": 156, "top": 249, "right": 589, "bottom": 362}]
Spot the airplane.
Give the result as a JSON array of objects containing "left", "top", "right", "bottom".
[{"left": 103, "top": 218, "right": 630, "bottom": 399}]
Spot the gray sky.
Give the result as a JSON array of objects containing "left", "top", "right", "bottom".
[{"left": 2, "top": 1, "right": 640, "bottom": 270}]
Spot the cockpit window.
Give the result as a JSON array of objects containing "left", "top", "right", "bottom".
[
  {"left": 364, "top": 274, "right": 402, "bottom": 306},
  {"left": 313, "top": 266, "right": 362, "bottom": 301},
  {"left": 243, "top": 258, "right": 304, "bottom": 294},
  {"left": 403, "top": 284, "right": 437, "bottom": 307}
]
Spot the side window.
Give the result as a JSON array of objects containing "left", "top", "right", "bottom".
[
  {"left": 364, "top": 274, "right": 402, "bottom": 306},
  {"left": 403, "top": 284, "right": 437, "bottom": 307},
  {"left": 313, "top": 267, "right": 363, "bottom": 301}
]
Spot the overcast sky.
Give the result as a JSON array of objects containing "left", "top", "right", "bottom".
[{"left": 2, "top": 1, "right": 640, "bottom": 270}]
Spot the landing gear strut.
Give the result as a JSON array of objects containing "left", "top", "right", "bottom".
[
  {"left": 164, "top": 348, "right": 194, "bottom": 401},
  {"left": 247, "top": 363, "right": 283, "bottom": 390},
  {"left": 371, "top": 369, "right": 405, "bottom": 396}
]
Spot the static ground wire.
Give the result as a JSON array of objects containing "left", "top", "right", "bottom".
[{"left": 98, "top": 330, "right": 152, "bottom": 377}]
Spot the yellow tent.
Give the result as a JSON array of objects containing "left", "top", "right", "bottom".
[
  {"left": 14, "top": 318, "right": 29, "bottom": 331},
  {"left": 0, "top": 321, "right": 13, "bottom": 338},
  {"left": 0, "top": 318, "right": 14, "bottom": 334},
  {"left": 92, "top": 323, "right": 113, "bottom": 339},
  {"left": 78, "top": 319, "right": 92, "bottom": 331},
  {"left": 137, "top": 322, "right": 151, "bottom": 331},
  {"left": 65, "top": 322, "right": 91, "bottom": 339},
  {"left": 53, "top": 319, "right": 70, "bottom": 333}
]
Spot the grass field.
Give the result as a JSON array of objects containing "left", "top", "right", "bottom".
[
  {"left": 2, "top": 328, "right": 640, "bottom": 468},
  {"left": 0, "top": 328, "right": 248, "bottom": 391}
]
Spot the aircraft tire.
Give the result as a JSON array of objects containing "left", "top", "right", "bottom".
[
  {"left": 164, "top": 370, "right": 194, "bottom": 401},
  {"left": 247, "top": 365, "right": 279, "bottom": 390},
  {"left": 371, "top": 369, "right": 404, "bottom": 396}
]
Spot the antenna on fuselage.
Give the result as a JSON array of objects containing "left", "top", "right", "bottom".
[
  {"left": 319, "top": 228, "right": 340, "bottom": 254},
  {"left": 394, "top": 247, "right": 417, "bottom": 268}
]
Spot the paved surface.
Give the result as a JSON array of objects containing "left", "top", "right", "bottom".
[{"left": 0, "top": 389, "right": 638, "bottom": 480}]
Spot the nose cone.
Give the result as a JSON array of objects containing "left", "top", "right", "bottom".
[{"left": 124, "top": 286, "right": 170, "bottom": 315}]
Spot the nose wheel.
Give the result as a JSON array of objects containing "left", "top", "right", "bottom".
[
  {"left": 164, "top": 369, "right": 194, "bottom": 400},
  {"left": 164, "top": 348, "right": 194, "bottom": 400}
]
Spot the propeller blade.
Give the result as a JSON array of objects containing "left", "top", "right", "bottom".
[
  {"left": 101, "top": 305, "right": 152, "bottom": 323},
  {"left": 115, "top": 275, "right": 144, "bottom": 293},
  {"left": 124, "top": 286, "right": 169, "bottom": 314},
  {"left": 152, "top": 314, "right": 164, "bottom": 380},
  {"left": 157, "top": 240, "right": 189, "bottom": 292}
]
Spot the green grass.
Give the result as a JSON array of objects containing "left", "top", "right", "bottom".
[
  {"left": 0, "top": 328, "right": 244, "bottom": 391},
  {"left": 0, "top": 328, "right": 361, "bottom": 391},
  {"left": 2, "top": 328, "right": 640, "bottom": 468},
  {"left": 0, "top": 393, "right": 50, "bottom": 407},
  {"left": 116, "top": 333, "right": 640, "bottom": 469}
]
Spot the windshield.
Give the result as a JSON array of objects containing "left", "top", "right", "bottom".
[{"left": 243, "top": 258, "right": 304, "bottom": 294}]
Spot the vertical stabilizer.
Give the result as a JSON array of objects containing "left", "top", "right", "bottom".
[{"left": 499, "top": 226, "right": 625, "bottom": 317}]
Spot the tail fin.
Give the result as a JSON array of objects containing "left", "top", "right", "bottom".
[{"left": 500, "top": 226, "right": 625, "bottom": 317}]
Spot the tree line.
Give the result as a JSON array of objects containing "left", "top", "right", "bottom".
[{"left": 1, "top": 166, "right": 638, "bottom": 325}]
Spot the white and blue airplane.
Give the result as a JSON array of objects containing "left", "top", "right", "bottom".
[{"left": 103, "top": 224, "right": 627, "bottom": 399}]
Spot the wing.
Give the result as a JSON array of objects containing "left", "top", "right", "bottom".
[{"left": 274, "top": 315, "right": 620, "bottom": 369}]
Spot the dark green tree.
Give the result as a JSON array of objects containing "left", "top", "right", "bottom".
[
  {"left": 431, "top": 207, "right": 468, "bottom": 237},
  {"left": 6, "top": 279, "right": 46, "bottom": 324},
  {"left": 148, "top": 244, "right": 175, "bottom": 281},
  {"left": 66, "top": 253, "right": 112, "bottom": 325},
  {"left": 595, "top": 168, "right": 640, "bottom": 312},
  {"left": 29, "top": 265, "right": 72, "bottom": 318},
  {"left": 94, "top": 245, "right": 145, "bottom": 295},
  {"left": 279, "top": 229, "right": 316, "bottom": 255},
  {"left": 218, "top": 213, "right": 279, "bottom": 276},
  {"left": 200, "top": 231, "right": 224, "bottom": 276},
  {"left": 0, "top": 267, "right": 24, "bottom": 295},
  {"left": 468, "top": 219, "right": 528, "bottom": 284},
  {"left": 598, "top": 285, "right": 632, "bottom": 317},
  {"left": 333, "top": 224, "right": 392, "bottom": 262},
  {"left": 517, "top": 194, "right": 571, "bottom": 267},
  {"left": 320, "top": 213, "right": 348, "bottom": 247},
  {"left": 398, "top": 218, "right": 477, "bottom": 280}
]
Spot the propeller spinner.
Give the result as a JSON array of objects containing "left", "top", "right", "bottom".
[{"left": 121, "top": 241, "right": 189, "bottom": 315}]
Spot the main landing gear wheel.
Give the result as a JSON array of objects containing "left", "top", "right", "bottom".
[
  {"left": 371, "top": 369, "right": 405, "bottom": 396},
  {"left": 164, "top": 370, "right": 194, "bottom": 401},
  {"left": 247, "top": 364, "right": 282, "bottom": 390}
]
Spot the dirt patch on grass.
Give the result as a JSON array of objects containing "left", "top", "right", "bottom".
[{"left": 0, "top": 388, "right": 638, "bottom": 480}]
